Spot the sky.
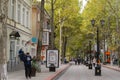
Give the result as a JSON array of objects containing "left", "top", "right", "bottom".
[{"left": 79, "top": 0, "right": 88, "bottom": 13}]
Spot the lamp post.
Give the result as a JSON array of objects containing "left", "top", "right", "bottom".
[
  {"left": 88, "top": 40, "right": 92, "bottom": 69},
  {"left": 91, "top": 19, "right": 105, "bottom": 76},
  {"left": 100, "top": 20, "right": 105, "bottom": 63}
]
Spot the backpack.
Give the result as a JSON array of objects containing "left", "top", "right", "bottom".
[{"left": 19, "top": 53, "right": 26, "bottom": 62}]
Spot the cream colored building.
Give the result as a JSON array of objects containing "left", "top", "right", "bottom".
[{"left": 6, "top": 0, "right": 36, "bottom": 71}]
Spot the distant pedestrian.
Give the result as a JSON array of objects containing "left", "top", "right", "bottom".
[
  {"left": 84, "top": 56, "right": 87, "bottom": 65},
  {"left": 77, "top": 57, "right": 81, "bottom": 65},
  {"left": 92, "top": 57, "right": 96, "bottom": 67},
  {"left": 74, "top": 58, "right": 77, "bottom": 65},
  {"left": 64, "top": 57, "right": 67, "bottom": 64},
  {"left": 23, "top": 52, "right": 32, "bottom": 79}
]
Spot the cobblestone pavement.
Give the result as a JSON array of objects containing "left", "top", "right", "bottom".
[{"left": 57, "top": 65, "right": 120, "bottom": 80}]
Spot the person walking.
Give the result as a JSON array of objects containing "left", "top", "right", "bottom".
[
  {"left": 74, "top": 58, "right": 77, "bottom": 65},
  {"left": 23, "top": 52, "right": 32, "bottom": 79},
  {"left": 93, "top": 57, "right": 96, "bottom": 68},
  {"left": 77, "top": 57, "right": 81, "bottom": 65}
]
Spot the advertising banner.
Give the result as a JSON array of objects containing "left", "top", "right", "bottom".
[{"left": 46, "top": 49, "right": 59, "bottom": 68}]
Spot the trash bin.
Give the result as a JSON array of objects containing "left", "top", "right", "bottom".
[
  {"left": 88, "top": 63, "right": 92, "bottom": 69},
  {"left": 95, "top": 64, "right": 101, "bottom": 76},
  {"left": 86, "top": 62, "right": 88, "bottom": 66},
  {"left": 49, "top": 64, "right": 56, "bottom": 72}
]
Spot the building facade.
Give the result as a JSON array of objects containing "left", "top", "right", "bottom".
[
  {"left": 6, "top": 0, "right": 36, "bottom": 71},
  {"left": 41, "top": 10, "right": 51, "bottom": 62},
  {"left": 32, "top": 2, "right": 51, "bottom": 63}
]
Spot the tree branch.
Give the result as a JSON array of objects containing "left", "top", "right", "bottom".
[
  {"left": 53, "top": 0, "right": 57, "bottom": 5},
  {"left": 107, "top": 0, "right": 118, "bottom": 16},
  {"left": 55, "top": 16, "right": 68, "bottom": 26}
]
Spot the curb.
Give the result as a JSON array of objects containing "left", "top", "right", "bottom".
[
  {"left": 103, "top": 65, "right": 120, "bottom": 72},
  {"left": 45, "top": 64, "right": 70, "bottom": 80}
]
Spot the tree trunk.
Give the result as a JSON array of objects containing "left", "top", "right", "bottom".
[
  {"left": 0, "top": 19, "right": 7, "bottom": 80},
  {"left": 61, "top": 36, "right": 67, "bottom": 63},
  {"left": 50, "top": 0, "right": 55, "bottom": 49},
  {"left": 63, "top": 36, "right": 67, "bottom": 57},
  {"left": 0, "top": 0, "right": 8, "bottom": 79},
  {"left": 0, "top": 12, "right": 7, "bottom": 80},
  {"left": 37, "top": 0, "right": 45, "bottom": 72},
  {"left": 118, "top": 46, "right": 120, "bottom": 67}
]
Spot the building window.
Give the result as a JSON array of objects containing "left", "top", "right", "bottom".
[
  {"left": 47, "top": 20, "right": 50, "bottom": 29},
  {"left": 16, "top": 46, "right": 20, "bottom": 56},
  {"left": 11, "top": 0, "right": 14, "bottom": 19},
  {"left": 43, "top": 22, "right": 47, "bottom": 29},
  {"left": 22, "top": 8, "right": 25, "bottom": 26},
  {"left": 17, "top": 4, "right": 21, "bottom": 23},
  {"left": 31, "top": 48, "right": 36, "bottom": 57},
  {"left": 26, "top": 11, "right": 29, "bottom": 27},
  {"left": 16, "top": 40, "right": 20, "bottom": 45},
  {"left": 10, "top": 40, "right": 15, "bottom": 60},
  {"left": 16, "top": 40, "right": 20, "bottom": 56}
]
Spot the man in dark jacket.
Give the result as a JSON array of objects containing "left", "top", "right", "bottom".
[{"left": 23, "top": 52, "right": 32, "bottom": 79}]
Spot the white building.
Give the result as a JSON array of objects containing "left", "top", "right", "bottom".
[{"left": 6, "top": 0, "right": 35, "bottom": 71}]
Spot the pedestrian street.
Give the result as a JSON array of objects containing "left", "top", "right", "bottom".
[{"left": 57, "top": 65, "right": 120, "bottom": 80}]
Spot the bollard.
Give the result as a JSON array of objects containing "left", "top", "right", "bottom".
[
  {"left": 95, "top": 64, "right": 101, "bottom": 76},
  {"left": 88, "top": 64, "right": 92, "bottom": 69}
]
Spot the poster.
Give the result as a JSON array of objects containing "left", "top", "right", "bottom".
[{"left": 46, "top": 49, "right": 59, "bottom": 68}]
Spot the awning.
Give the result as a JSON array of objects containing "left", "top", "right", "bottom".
[{"left": 10, "top": 31, "right": 20, "bottom": 37}]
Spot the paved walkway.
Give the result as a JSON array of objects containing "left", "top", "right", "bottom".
[
  {"left": 7, "top": 62, "right": 120, "bottom": 80},
  {"left": 8, "top": 64, "right": 70, "bottom": 80},
  {"left": 57, "top": 64, "right": 120, "bottom": 80},
  {"left": 102, "top": 64, "right": 120, "bottom": 72}
]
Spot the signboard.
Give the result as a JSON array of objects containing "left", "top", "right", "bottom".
[
  {"left": 105, "top": 51, "right": 110, "bottom": 55},
  {"left": 31, "top": 37, "right": 37, "bottom": 43},
  {"left": 42, "top": 32, "right": 49, "bottom": 45},
  {"left": 46, "top": 49, "right": 59, "bottom": 68}
]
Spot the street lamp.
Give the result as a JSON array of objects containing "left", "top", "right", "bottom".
[
  {"left": 100, "top": 20, "right": 105, "bottom": 27},
  {"left": 87, "top": 33, "right": 94, "bottom": 69},
  {"left": 91, "top": 19, "right": 105, "bottom": 76},
  {"left": 100, "top": 19, "right": 105, "bottom": 63},
  {"left": 88, "top": 40, "right": 92, "bottom": 69}
]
